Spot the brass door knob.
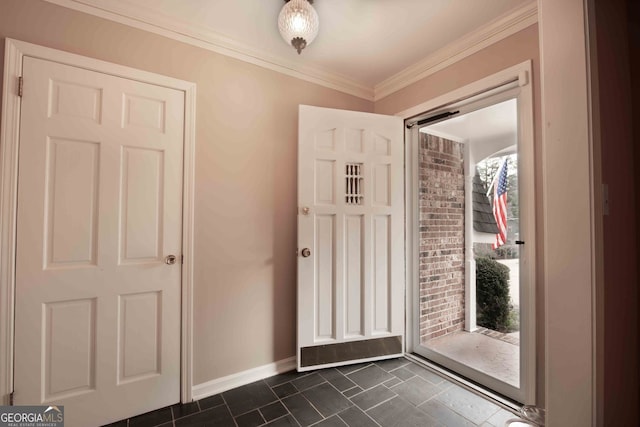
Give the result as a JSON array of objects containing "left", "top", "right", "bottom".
[
  {"left": 165, "top": 255, "right": 177, "bottom": 265},
  {"left": 301, "top": 248, "right": 311, "bottom": 258}
]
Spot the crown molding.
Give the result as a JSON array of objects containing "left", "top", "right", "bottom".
[
  {"left": 42, "top": 0, "right": 537, "bottom": 103},
  {"left": 374, "top": 1, "right": 538, "bottom": 101},
  {"left": 41, "top": 0, "right": 375, "bottom": 101}
]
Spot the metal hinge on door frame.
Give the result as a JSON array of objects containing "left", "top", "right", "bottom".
[
  {"left": 9, "top": 391, "right": 14, "bottom": 405},
  {"left": 18, "top": 76, "right": 23, "bottom": 97}
]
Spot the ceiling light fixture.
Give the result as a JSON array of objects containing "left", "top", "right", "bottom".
[{"left": 278, "top": 0, "right": 319, "bottom": 54}]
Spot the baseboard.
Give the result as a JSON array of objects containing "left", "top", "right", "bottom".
[{"left": 191, "top": 356, "right": 297, "bottom": 401}]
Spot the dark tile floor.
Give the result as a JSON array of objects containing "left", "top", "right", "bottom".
[{"left": 104, "top": 358, "right": 525, "bottom": 427}]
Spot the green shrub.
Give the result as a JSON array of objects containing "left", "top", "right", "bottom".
[{"left": 476, "top": 257, "right": 511, "bottom": 331}]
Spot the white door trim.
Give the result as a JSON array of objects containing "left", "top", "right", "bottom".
[
  {"left": 398, "top": 60, "right": 536, "bottom": 404},
  {"left": 0, "top": 38, "right": 197, "bottom": 405}
]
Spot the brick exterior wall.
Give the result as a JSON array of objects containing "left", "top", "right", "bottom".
[{"left": 419, "top": 133, "right": 465, "bottom": 344}]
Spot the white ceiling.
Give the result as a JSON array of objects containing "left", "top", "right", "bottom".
[
  {"left": 423, "top": 99, "right": 516, "bottom": 141},
  {"left": 48, "top": 0, "right": 536, "bottom": 99},
  {"left": 421, "top": 98, "right": 517, "bottom": 157}
]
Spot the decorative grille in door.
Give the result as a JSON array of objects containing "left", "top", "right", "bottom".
[{"left": 345, "top": 163, "right": 363, "bottom": 205}]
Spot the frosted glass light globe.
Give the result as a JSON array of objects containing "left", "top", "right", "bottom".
[{"left": 278, "top": 0, "right": 319, "bottom": 54}]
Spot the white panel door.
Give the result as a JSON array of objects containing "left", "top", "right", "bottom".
[
  {"left": 297, "top": 105, "right": 404, "bottom": 371},
  {"left": 14, "top": 57, "right": 184, "bottom": 427}
]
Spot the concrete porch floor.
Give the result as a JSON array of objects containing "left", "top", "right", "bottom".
[{"left": 425, "top": 330, "right": 520, "bottom": 387}]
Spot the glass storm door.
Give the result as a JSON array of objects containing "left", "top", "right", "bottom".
[{"left": 409, "top": 87, "right": 536, "bottom": 404}]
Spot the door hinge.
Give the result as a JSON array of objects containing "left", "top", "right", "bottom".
[
  {"left": 9, "top": 391, "right": 14, "bottom": 405},
  {"left": 181, "top": 254, "right": 184, "bottom": 264},
  {"left": 18, "top": 76, "right": 23, "bottom": 97}
]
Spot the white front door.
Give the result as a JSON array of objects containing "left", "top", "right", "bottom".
[
  {"left": 297, "top": 105, "right": 404, "bottom": 371},
  {"left": 14, "top": 57, "right": 184, "bottom": 426}
]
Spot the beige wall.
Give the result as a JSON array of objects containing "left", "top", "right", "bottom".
[
  {"left": 376, "top": 25, "right": 545, "bottom": 405},
  {"left": 374, "top": 25, "right": 540, "bottom": 117},
  {"left": 0, "top": 0, "right": 373, "bottom": 385},
  {"left": 538, "top": 0, "right": 597, "bottom": 424}
]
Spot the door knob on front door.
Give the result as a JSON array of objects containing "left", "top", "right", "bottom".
[
  {"left": 165, "top": 255, "right": 177, "bottom": 265},
  {"left": 301, "top": 248, "right": 311, "bottom": 258}
]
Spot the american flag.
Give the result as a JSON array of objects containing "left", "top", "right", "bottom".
[{"left": 492, "top": 159, "right": 508, "bottom": 250}]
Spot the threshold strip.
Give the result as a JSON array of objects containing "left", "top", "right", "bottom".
[{"left": 403, "top": 353, "right": 522, "bottom": 414}]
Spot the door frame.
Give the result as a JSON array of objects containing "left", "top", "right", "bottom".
[
  {"left": 0, "top": 38, "right": 197, "bottom": 405},
  {"left": 398, "top": 60, "right": 536, "bottom": 404}
]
